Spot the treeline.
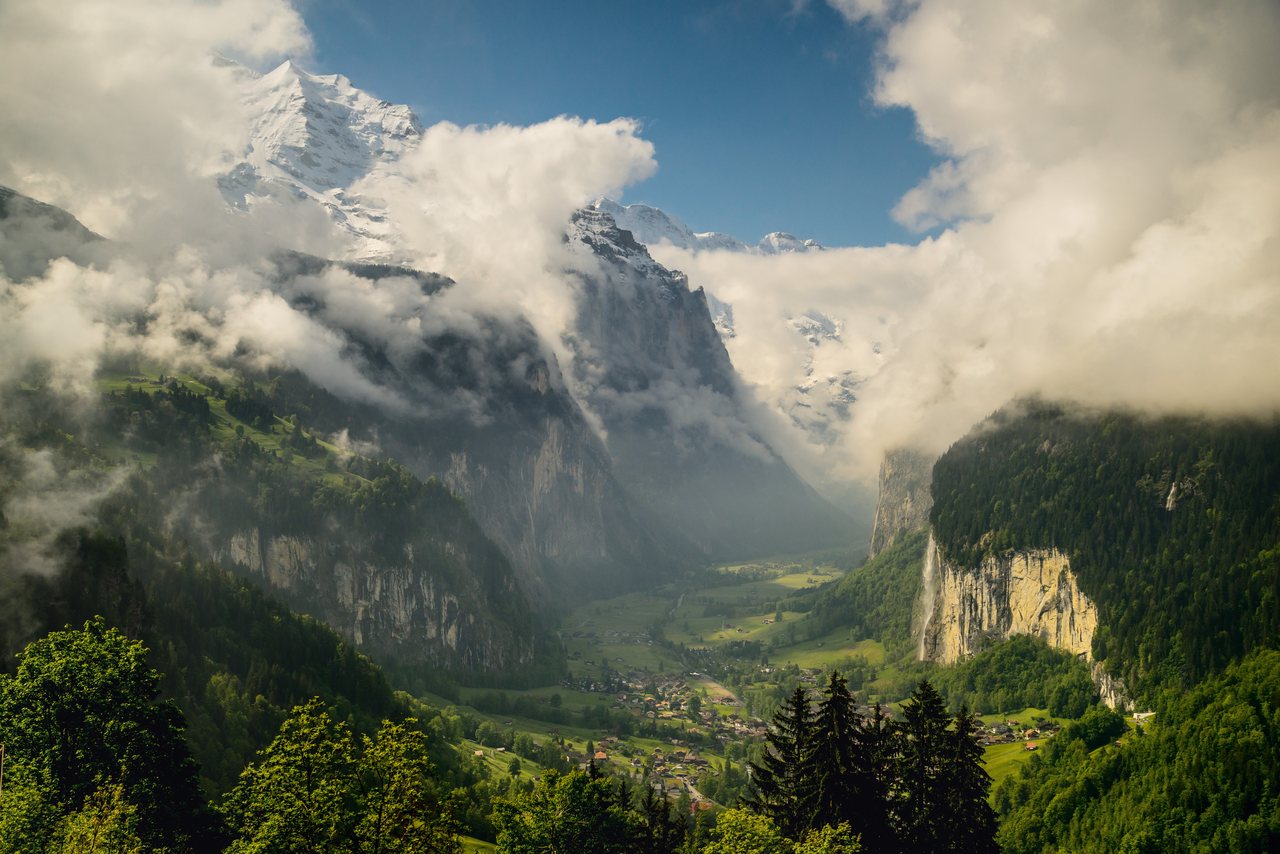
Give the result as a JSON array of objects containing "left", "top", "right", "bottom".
[
  {"left": 931, "top": 402, "right": 1280, "bottom": 693},
  {"left": 0, "top": 620, "right": 459, "bottom": 852},
  {"left": 996, "top": 650, "right": 1280, "bottom": 852},
  {"left": 0, "top": 618, "right": 873, "bottom": 853},
  {"left": 3, "top": 526, "right": 413, "bottom": 799},
  {"left": 747, "top": 673, "right": 997, "bottom": 853}
]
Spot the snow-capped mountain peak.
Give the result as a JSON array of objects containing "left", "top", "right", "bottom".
[
  {"left": 218, "top": 58, "right": 422, "bottom": 259},
  {"left": 240, "top": 59, "right": 421, "bottom": 189},
  {"left": 758, "top": 232, "right": 825, "bottom": 254}
]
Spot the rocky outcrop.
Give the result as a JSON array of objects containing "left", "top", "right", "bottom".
[
  {"left": 215, "top": 525, "right": 536, "bottom": 674},
  {"left": 1091, "top": 661, "right": 1131, "bottom": 711},
  {"left": 869, "top": 449, "right": 935, "bottom": 559},
  {"left": 918, "top": 536, "right": 1129, "bottom": 708}
]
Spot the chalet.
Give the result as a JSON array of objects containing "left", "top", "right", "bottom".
[{"left": 1025, "top": 742, "right": 1038, "bottom": 751}]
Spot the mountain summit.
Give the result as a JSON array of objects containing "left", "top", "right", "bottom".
[{"left": 219, "top": 58, "right": 421, "bottom": 258}]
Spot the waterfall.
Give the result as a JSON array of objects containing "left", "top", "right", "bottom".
[{"left": 917, "top": 531, "right": 938, "bottom": 659}]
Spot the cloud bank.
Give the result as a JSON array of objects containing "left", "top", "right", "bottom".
[
  {"left": 656, "top": 0, "right": 1280, "bottom": 479},
  {"left": 357, "top": 116, "right": 657, "bottom": 362},
  {"left": 0, "top": 0, "right": 311, "bottom": 241}
]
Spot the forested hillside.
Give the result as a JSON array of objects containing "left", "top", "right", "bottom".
[
  {"left": 996, "top": 649, "right": 1280, "bottom": 852},
  {"left": 931, "top": 403, "right": 1280, "bottom": 694},
  {"left": 804, "top": 529, "right": 926, "bottom": 663}
]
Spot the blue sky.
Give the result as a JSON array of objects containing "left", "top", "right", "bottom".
[{"left": 302, "top": 0, "right": 938, "bottom": 247}]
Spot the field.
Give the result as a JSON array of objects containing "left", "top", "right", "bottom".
[{"left": 984, "top": 741, "right": 1038, "bottom": 786}]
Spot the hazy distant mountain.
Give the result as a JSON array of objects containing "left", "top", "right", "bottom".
[
  {"left": 591, "top": 196, "right": 859, "bottom": 467},
  {"left": 565, "top": 208, "right": 852, "bottom": 558}
]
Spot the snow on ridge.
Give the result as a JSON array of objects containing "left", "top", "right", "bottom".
[
  {"left": 590, "top": 198, "right": 824, "bottom": 256},
  {"left": 218, "top": 57, "right": 422, "bottom": 260}
]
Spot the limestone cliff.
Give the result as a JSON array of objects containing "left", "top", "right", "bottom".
[
  {"left": 918, "top": 535, "right": 1130, "bottom": 708},
  {"left": 216, "top": 527, "right": 534, "bottom": 673},
  {"left": 868, "top": 449, "right": 935, "bottom": 558}
]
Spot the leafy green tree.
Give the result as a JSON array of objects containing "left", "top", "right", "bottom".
[
  {"left": 222, "top": 698, "right": 358, "bottom": 852},
  {"left": 702, "top": 808, "right": 791, "bottom": 854},
  {"left": 792, "top": 822, "right": 862, "bottom": 854},
  {"left": 356, "top": 720, "right": 460, "bottom": 854},
  {"left": 51, "top": 783, "right": 144, "bottom": 854},
  {"left": 223, "top": 701, "right": 460, "bottom": 853},
  {"left": 493, "top": 769, "right": 639, "bottom": 853},
  {"left": 0, "top": 618, "right": 212, "bottom": 852}
]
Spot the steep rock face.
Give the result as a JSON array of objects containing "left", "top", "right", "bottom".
[
  {"left": 256, "top": 251, "right": 688, "bottom": 601},
  {"left": 918, "top": 536, "right": 1128, "bottom": 708},
  {"left": 920, "top": 543, "right": 1097, "bottom": 663},
  {"left": 214, "top": 526, "right": 532, "bottom": 673},
  {"left": 869, "top": 449, "right": 934, "bottom": 558},
  {"left": 564, "top": 209, "right": 851, "bottom": 558}
]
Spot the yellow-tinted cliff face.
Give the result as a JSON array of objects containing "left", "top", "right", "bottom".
[{"left": 919, "top": 537, "right": 1099, "bottom": 666}]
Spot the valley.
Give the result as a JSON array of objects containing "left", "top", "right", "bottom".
[
  {"left": 3, "top": 3, "right": 1279, "bottom": 846},
  {"left": 430, "top": 554, "right": 1091, "bottom": 814}
]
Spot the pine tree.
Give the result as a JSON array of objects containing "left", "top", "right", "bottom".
[
  {"left": 808, "top": 672, "right": 865, "bottom": 833},
  {"left": 746, "top": 686, "right": 816, "bottom": 838},
  {"left": 852, "top": 702, "right": 895, "bottom": 853},
  {"left": 944, "top": 707, "right": 998, "bottom": 853},
  {"left": 637, "top": 783, "right": 686, "bottom": 854},
  {"left": 893, "top": 680, "right": 951, "bottom": 851}
]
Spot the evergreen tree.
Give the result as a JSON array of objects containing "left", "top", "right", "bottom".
[
  {"left": 893, "top": 681, "right": 951, "bottom": 852},
  {"left": 746, "top": 686, "right": 816, "bottom": 838},
  {"left": 851, "top": 703, "right": 895, "bottom": 853},
  {"left": 807, "top": 672, "right": 865, "bottom": 833},
  {"left": 943, "top": 707, "right": 998, "bottom": 853},
  {"left": 636, "top": 783, "right": 686, "bottom": 854}
]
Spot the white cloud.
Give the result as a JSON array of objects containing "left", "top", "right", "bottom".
[
  {"left": 667, "top": 0, "right": 1280, "bottom": 480},
  {"left": 0, "top": 0, "right": 310, "bottom": 238},
  {"left": 356, "top": 116, "right": 657, "bottom": 363}
]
